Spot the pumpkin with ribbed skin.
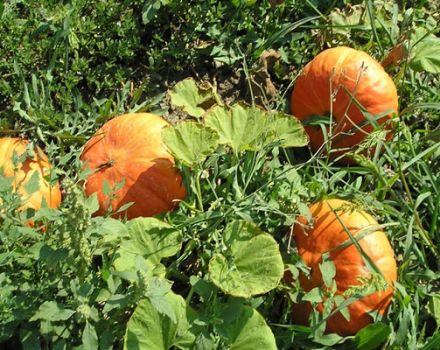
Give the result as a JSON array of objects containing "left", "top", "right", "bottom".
[
  {"left": 80, "top": 113, "right": 186, "bottom": 219},
  {"left": 290, "top": 199, "right": 397, "bottom": 336},
  {"left": 291, "top": 46, "right": 398, "bottom": 163},
  {"left": 0, "top": 138, "right": 62, "bottom": 212}
]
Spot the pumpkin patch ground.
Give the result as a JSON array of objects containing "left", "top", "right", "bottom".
[{"left": 1, "top": 1, "right": 439, "bottom": 349}]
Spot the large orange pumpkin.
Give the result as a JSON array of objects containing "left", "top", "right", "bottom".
[
  {"left": 290, "top": 199, "right": 397, "bottom": 336},
  {"left": 291, "top": 46, "right": 398, "bottom": 163},
  {"left": 80, "top": 113, "right": 186, "bottom": 219},
  {"left": 0, "top": 138, "right": 62, "bottom": 212}
]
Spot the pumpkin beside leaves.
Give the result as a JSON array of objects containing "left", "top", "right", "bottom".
[
  {"left": 289, "top": 199, "right": 397, "bottom": 336},
  {"left": 0, "top": 137, "right": 62, "bottom": 215},
  {"left": 291, "top": 46, "right": 398, "bottom": 163},
  {"left": 80, "top": 113, "right": 186, "bottom": 219}
]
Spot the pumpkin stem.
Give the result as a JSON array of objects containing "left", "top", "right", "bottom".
[{"left": 96, "top": 159, "right": 114, "bottom": 170}]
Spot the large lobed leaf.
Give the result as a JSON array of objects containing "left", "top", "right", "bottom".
[
  {"left": 208, "top": 220, "right": 284, "bottom": 298},
  {"left": 215, "top": 302, "right": 277, "bottom": 350},
  {"left": 162, "top": 122, "right": 219, "bottom": 167},
  {"left": 205, "top": 104, "right": 308, "bottom": 154}
]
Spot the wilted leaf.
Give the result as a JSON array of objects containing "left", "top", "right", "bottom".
[
  {"left": 329, "top": 5, "right": 367, "bottom": 35},
  {"left": 162, "top": 121, "right": 219, "bottom": 167},
  {"left": 169, "top": 78, "right": 216, "bottom": 118},
  {"left": 208, "top": 220, "right": 284, "bottom": 298}
]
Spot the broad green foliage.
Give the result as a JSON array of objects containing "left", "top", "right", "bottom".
[
  {"left": 209, "top": 220, "right": 284, "bottom": 298},
  {"left": 205, "top": 104, "right": 308, "bottom": 152},
  {"left": 215, "top": 303, "right": 277, "bottom": 350},
  {"left": 124, "top": 292, "right": 196, "bottom": 350},
  {"left": 205, "top": 104, "right": 270, "bottom": 152},
  {"left": 410, "top": 35, "right": 440, "bottom": 74},
  {"left": 1, "top": 0, "right": 440, "bottom": 349},
  {"left": 113, "top": 218, "right": 182, "bottom": 273},
  {"left": 164, "top": 86, "right": 308, "bottom": 163},
  {"left": 113, "top": 218, "right": 182, "bottom": 280},
  {"left": 162, "top": 122, "right": 219, "bottom": 167}
]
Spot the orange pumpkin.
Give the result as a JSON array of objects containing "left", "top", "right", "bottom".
[
  {"left": 291, "top": 199, "right": 397, "bottom": 336},
  {"left": 291, "top": 46, "right": 398, "bottom": 163},
  {"left": 80, "top": 113, "right": 186, "bottom": 219},
  {"left": 0, "top": 138, "right": 62, "bottom": 213}
]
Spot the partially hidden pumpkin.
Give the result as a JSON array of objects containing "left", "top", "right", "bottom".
[
  {"left": 0, "top": 137, "right": 62, "bottom": 213},
  {"left": 80, "top": 113, "right": 186, "bottom": 219},
  {"left": 291, "top": 46, "right": 398, "bottom": 163},
  {"left": 290, "top": 199, "right": 397, "bottom": 336}
]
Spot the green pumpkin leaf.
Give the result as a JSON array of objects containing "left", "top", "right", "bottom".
[
  {"left": 208, "top": 220, "right": 284, "bottom": 298},
  {"left": 168, "top": 78, "right": 216, "bottom": 118},
  {"left": 146, "top": 278, "right": 175, "bottom": 322},
  {"left": 124, "top": 292, "right": 197, "bottom": 350},
  {"left": 162, "top": 121, "right": 219, "bottom": 167},
  {"left": 205, "top": 104, "right": 268, "bottom": 153},
  {"left": 205, "top": 104, "right": 308, "bottom": 153},
  {"left": 411, "top": 35, "right": 440, "bottom": 74},
  {"left": 216, "top": 303, "right": 277, "bottom": 350},
  {"left": 269, "top": 111, "right": 309, "bottom": 147}
]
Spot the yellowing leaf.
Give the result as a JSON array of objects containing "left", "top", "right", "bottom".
[{"left": 168, "top": 78, "right": 216, "bottom": 118}]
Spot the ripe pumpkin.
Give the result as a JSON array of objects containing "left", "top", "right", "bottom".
[
  {"left": 80, "top": 113, "right": 186, "bottom": 219},
  {"left": 291, "top": 46, "right": 398, "bottom": 163},
  {"left": 290, "top": 199, "right": 397, "bottom": 336},
  {"left": 0, "top": 137, "right": 62, "bottom": 213}
]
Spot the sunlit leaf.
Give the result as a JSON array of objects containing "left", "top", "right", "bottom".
[
  {"left": 124, "top": 292, "right": 197, "bottom": 350},
  {"left": 208, "top": 220, "right": 283, "bottom": 298},
  {"left": 113, "top": 218, "right": 182, "bottom": 274},
  {"left": 216, "top": 302, "right": 277, "bottom": 350},
  {"left": 411, "top": 35, "right": 440, "bottom": 74},
  {"left": 162, "top": 121, "right": 219, "bottom": 167},
  {"left": 205, "top": 105, "right": 308, "bottom": 153},
  {"left": 270, "top": 111, "right": 308, "bottom": 147},
  {"left": 168, "top": 78, "right": 216, "bottom": 118},
  {"left": 205, "top": 104, "right": 267, "bottom": 153}
]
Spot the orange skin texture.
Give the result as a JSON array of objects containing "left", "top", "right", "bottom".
[
  {"left": 80, "top": 113, "right": 186, "bottom": 219},
  {"left": 0, "top": 138, "right": 62, "bottom": 212},
  {"left": 291, "top": 47, "right": 398, "bottom": 164},
  {"left": 291, "top": 199, "right": 397, "bottom": 336}
]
